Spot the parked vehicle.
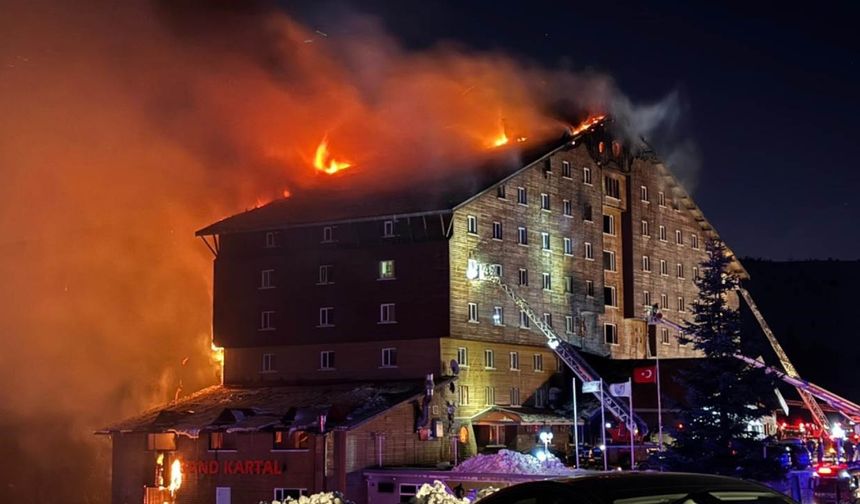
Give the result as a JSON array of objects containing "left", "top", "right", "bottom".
[{"left": 811, "top": 464, "right": 860, "bottom": 504}]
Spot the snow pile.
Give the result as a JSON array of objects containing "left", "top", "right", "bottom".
[
  {"left": 413, "top": 481, "right": 470, "bottom": 504},
  {"left": 268, "top": 491, "right": 354, "bottom": 504},
  {"left": 453, "top": 449, "right": 572, "bottom": 475}
]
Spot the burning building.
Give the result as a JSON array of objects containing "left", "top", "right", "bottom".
[{"left": 100, "top": 118, "right": 745, "bottom": 504}]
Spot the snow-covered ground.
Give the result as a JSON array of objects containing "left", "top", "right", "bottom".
[{"left": 452, "top": 449, "right": 576, "bottom": 475}]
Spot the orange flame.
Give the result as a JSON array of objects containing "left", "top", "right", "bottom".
[
  {"left": 570, "top": 115, "right": 606, "bottom": 136},
  {"left": 169, "top": 459, "right": 182, "bottom": 495},
  {"left": 313, "top": 136, "right": 351, "bottom": 174}
]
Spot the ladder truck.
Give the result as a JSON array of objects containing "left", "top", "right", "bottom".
[{"left": 475, "top": 264, "right": 649, "bottom": 435}]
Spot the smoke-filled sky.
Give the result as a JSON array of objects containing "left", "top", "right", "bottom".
[{"left": 0, "top": 0, "right": 857, "bottom": 502}]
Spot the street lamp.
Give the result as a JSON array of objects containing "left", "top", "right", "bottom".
[{"left": 539, "top": 431, "right": 554, "bottom": 464}]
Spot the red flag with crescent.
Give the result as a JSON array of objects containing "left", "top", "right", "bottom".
[{"left": 633, "top": 366, "right": 657, "bottom": 384}]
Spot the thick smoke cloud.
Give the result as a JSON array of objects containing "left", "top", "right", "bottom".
[{"left": 0, "top": 1, "right": 690, "bottom": 502}]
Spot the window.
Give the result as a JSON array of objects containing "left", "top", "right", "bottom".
[
  {"left": 564, "top": 275, "right": 573, "bottom": 293},
  {"left": 378, "top": 260, "right": 396, "bottom": 280},
  {"left": 457, "top": 347, "right": 468, "bottom": 367},
  {"left": 318, "top": 264, "right": 333, "bottom": 285},
  {"left": 540, "top": 193, "right": 550, "bottom": 211},
  {"left": 517, "top": 186, "right": 527, "bottom": 205},
  {"left": 660, "top": 259, "right": 668, "bottom": 276},
  {"left": 658, "top": 191, "right": 666, "bottom": 207},
  {"left": 492, "top": 306, "right": 504, "bottom": 326},
  {"left": 274, "top": 489, "right": 307, "bottom": 501},
  {"left": 318, "top": 307, "right": 334, "bottom": 327},
  {"left": 603, "top": 214, "right": 615, "bottom": 235},
  {"left": 458, "top": 385, "right": 469, "bottom": 405},
  {"left": 542, "top": 272, "right": 552, "bottom": 290},
  {"left": 260, "top": 310, "right": 275, "bottom": 331},
  {"left": 640, "top": 185, "right": 649, "bottom": 202},
  {"left": 643, "top": 290, "right": 652, "bottom": 307},
  {"left": 541, "top": 232, "right": 551, "bottom": 250},
  {"left": 209, "top": 432, "right": 237, "bottom": 451},
  {"left": 146, "top": 433, "right": 177, "bottom": 451},
  {"left": 642, "top": 255, "right": 651, "bottom": 272},
  {"left": 562, "top": 160, "right": 571, "bottom": 178},
  {"left": 510, "top": 351, "right": 520, "bottom": 370},
  {"left": 641, "top": 220, "right": 650, "bottom": 237},
  {"left": 661, "top": 327, "right": 670, "bottom": 344},
  {"left": 381, "top": 347, "right": 397, "bottom": 367},
  {"left": 519, "top": 310, "right": 530, "bottom": 328},
  {"left": 604, "top": 323, "right": 618, "bottom": 345},
  {"left": 565, "top": 315, "right": 574, "bottom": 334},
  {"left": 265, "top": 231, "right": 277, "bottom": 248},
  {"left": 535, "top": 387, "right": 546, "bottom": 408},
  {"left": 261, "top": 353, "right": 276, "bottom": 372},
  {"left": 484, "top": 349, "right": 495, "bottom": 369},
  {"left": 517, "top": 226, "right": 528, "bottom": 245},
  {"left": 518, "top": 268, "right": 528, "bottom": 286},
  {"left": 659, "top": 225, "right": 667, "bottom": 241},
  {"left": 583, "top": 167, "right": 592, "bottom": 185},
  {"left": 604, "top": 176, "right": 620, "bottom": 198},
  {"left": 489, "top": 263, "right": 503, "bottom": 277},
  {"left": 604, "top": 286, "right": 617, "bottom": 307},
  {"left": 660, "top": 293, "right": 669, "bottom": 310},
  {"left": 585, "top": 242, "right": 594, "bottom": 260},
  {"left": 320, "top": 351, "right": 335, "bottom": 370},
  {"left": 510, "top": 387, "right": 521, "bottom": 406},
  {"left": 677, "top": 263, "right": 685, "bottom": 279},
  {"left": 466, "top": 215, "right": 478, "bottom": 234},
  {"left": 379, "top": 303, "right": 396, "bottom": 324},
  {"left": 543, "top": 312, "right": 553, "bottom": 328},
  {"left": 260, "top": 269, "right": 275, "bottom": 289},
  {"left": 603, "top": 250, "right": 616, "bottom": 271},
  {"left": 693, "top": 266, "right": 700, "bottom": 279},
  {"left": 383, "top": 220, "right": 395, "bottom": 238},
  {"left": 497, "top": 184, "right": 506, "bottom": 199},
  {"left": 533, "top": 354, "right": 544, "bottom": 372},
  {"left": 492, "top": 221, "right": 502, "bottom": 240},
  {"left": 322, "top": 226, "right": 334, "bottom": 243},
  {"left": 691, "top": 233, "right": 700, "bottom": 249},
  {"left": 585, "top": 280, "right": 595, "bottom": 298},
  {"left": 563, "top": 237, "right": 573, "bottom": 255},
  {"left": 563, "top": 199, "right": 572, "bottom": 217},
  {"left": 467, "top": 302, "right": 479, "bottom": 323},
  {"left": 583, "top": 204, "right": 593, "bottom": 222},
  {"left": 678, "top": 297, "right": 686, "bottom": 312},
  {"left": 676, "top": 229, "right": 683, "bottom": 245},
  {"left": 485, "top": 386, "right": 496, "bottom": 405}
]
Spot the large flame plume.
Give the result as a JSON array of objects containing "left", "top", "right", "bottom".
[{"left": 313, "top": 136, "right": 352, "bottom": 175}]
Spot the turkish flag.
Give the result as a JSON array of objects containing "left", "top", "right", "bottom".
[{"left": 633, "top": 366, "right": 657, "bottom": 384}]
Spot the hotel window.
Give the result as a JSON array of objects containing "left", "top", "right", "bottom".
[
  {"left": 275, "top": 489, "right": 307, "bottom": 501},
  {"left": 146, "top": 433, "right": 177, "bottom": 451},
  {"left": 693, "top": 266, "right": 700, "bottom": 279},
  {"left": 378, "top": 259, "right": 396, "bottom": 280},
  {"left": 493, "top": 306, "right": 504, "bottom": 326},
  {"left": 320, "top": 351, "right": 335, "bottom": 370},
  {"left": 519, "top": 310, "right": 530, "bottom": 329},
  {"left": 467, "top": 303, "right": 479, "bottom": 323},
  {"left": 658, "top": 191, "right": 666, "bottom": 207},
  {"left": 603, "top": 214, "right": 615, "bottom": 235},
  {"left": 603, "top": 250, "right": 616, "bottom": 272},
  {"left": 659, "top": 225, "right": 667, "bottom": 241},
  {"left": 583, "top": 166, "right": 592, "bottom": 185},
  {"left": 492, "top": 221, "right": 503, "bottom": 240},
  {"left": 661, "top": 327, "right": 670, "bottom": 344},
  {"left": 533, "top": 354, "right": 544, "bottom": 372},
  {"left": 260, "top": 269, "right": 275, "bottom": 289},
  {"left": 604, "top": 176, "right": 620, "bottom": 198},
  {"left": 586, "top": 280, "right": 595, "bottom": 298},
  {"left": 542, "top": 272, "right": 552, "bottom": 290},
  {"left": 564, "top": 237, "right": 573, "bottom": 255},
  {"left": 379, "top": 303, "right": 396, "bottom": 324},
  {"left": 677, "top": 263, "right": 685, "bottom": 279},
  {"left": 660, "top": 293, "right": 669, "bottom": 310},
  {"left": 497, "top": 184, "right": 506, "bottom": 199},
  {"left": 543, "top": 312, "right": 553, "bottom": 328},
  {"left": 484, "top": 349, "right": 495, "bottom": 369},
  {"left": 322, "top": 226, "right": 334, "bottom": 243},
  {"left": 209, "top": 432, "right": 237, "bottom": 451},
  {"left": 265, "top": 231, "right": 277, "bottom": 248},
  {"left": 485, "top": 387, "right": 496, "bottom": 406},
  {"left": 518, "top": 268, "right": 528, "bottom": 286},
  {"left": 458, "top": 385, "right": 470, "bottom": 406},
  {"left": 541, "top": 232, "right": 551, "bottom": 250},
  {"left": 457, "top": 347, "right": 468, "bottom": 367},
  {"left": 640, "top": 185, "right": 649, "bottom": 202},
  {"left": 641, "top": 220, "right": 650, "bottom": 237},
  {"left": 318, "top": 307, "right": 334, "bottom": 327},
  {"left": 383, "top": 220, "right": 395, "bottom": 238},
  {"left": 691, "top": 233, "right": 700, "bottom": 249},
  {"left": 381, "top": 347, "right": 397, "bottom": 367},
  {"left": 642, "top": 255, "right": 651, "bottom": 272},
  {"left": 676, "top": 229, "right": 683, "bottom": 245},
  {"left": 660, "top": 259, "right": 668, "bottom": 276},
  {"left": 535, "top": 387, "right": 547, "bottom": 409},
  {"left": 260, "top": 310, "right": 275, "bottom": 331},
  {"left": 604, "top": 323, "right": 618, "bottom": 345},
  {"left": 261, "top": 353, "right": 276, "bottom": 372},
  {"left": 541, "top": 193, "right": 551, "bottom": 211},
  {"left": 565, "top": 315, "right": 574, "bottom": 334},
  {"left": 510, "top": 387, "right": 521, "bottom": 406},
  {"left": 466, "top": 215, "right": 478, "bottom": 235},
  {"left": 604, "top": 286, "right": 617, "bottom": 307},
  {"left": 583, "top": 204, "right": 593, "bottom": 222},
  {"left": 517, "top": 186, "right": 527, "bottom": 205},
  {"left": 517, "top": 226, "right": 528, "bottom": 245},
  {"left": 489, "top": 263, "right": 502, "bottom": 277},
  {"left": 563, "top": 199, "right": 572, "bottom": 217},
  {"left": 678, "top": 297, "right": 686, "bottom": 312},
  {"left": 585, "top": 242, "right": 594, "bottom": 260},
  {"left": 564, "top": 275, "right": 573, "bottom": 293},
  {"left": 510, "top": 352, "right": 520, "bottom": 370},
  {"left": 562, "top": 161, "right": 572, "bottom": 178},
  {"left": 318, "top": 265, "right": 333, "bottom": 285},
  {"left": 643, "top": 290, "right": 651, "bottom": 307}
]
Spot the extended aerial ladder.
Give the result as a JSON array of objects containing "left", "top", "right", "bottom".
[{"left": 479, "top": 266, "right": 649, "bottom": 435}]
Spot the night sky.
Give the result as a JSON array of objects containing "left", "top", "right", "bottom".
[{"left": 289, "top": 0, "right": 860, "bottom": 260}]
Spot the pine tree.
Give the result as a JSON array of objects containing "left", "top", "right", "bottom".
[{"left": 664, "top": 240, "right": 783, "bottom": 480}]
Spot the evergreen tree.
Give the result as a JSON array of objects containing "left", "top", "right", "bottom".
[{"left": 664, "top": 240, "right": 783, "bottom": 480}]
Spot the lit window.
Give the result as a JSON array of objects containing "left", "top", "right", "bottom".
[
  {"left": 273, "top": 432, "right": 309, "bottom": 451},
  {"left": 381, "top": 347, "right": 397, "bottom": 367},
  {"left": 265, "top": 231, "right": 277, "bottom": 248},
  {"left": 676, "top": 229, "right": 683, "bottom": 245},
  {"left": 519, "top": 310, "right": 530, "bottom": 329},
  {"left": 542, "top": 272, "right": 552, "bottom": 290},
  {"left": 585, "top": 242, "right": 594, "bottom": 260},
  {"left": 517, "top": 226, "right": 528, "bottom": 245},
  {"left": 585, "top": 280, "right": 595, "bottom": 298},
  {"left": 641, "top": 220, "right": 650, "bottom": 237},
  {"left": 660, "top": 259, "right": 668, "bottom": 276},
  {"left": 583, "top": 167, "right": 592, "bottom": 185},
  {"left": 322, "top": 226, "right": 334, "bottom": 243},
  {"left": 484, "top": 349, "right": 495, "bottom": 369},
  {"left": 260, "top": 310, "right": 275, "bottom": 331},
  {"left": 320, "top": 351, "right": 335, "bottom": 370},
  {"left": 563, "top": 199, "right": 572, "bottom": 217},
  {"left": 467, "top": 302, "right": 479, "bottom": 323},
  {"left": 458, "top": 385, "right": 469, "bottom": 405},
  {"left": 485, "top": 386, "right": 495, "bottom": 405},
  {"left": 677, "top": 263, "right": 685, "bottom": 279},
  {"left": 510, "top": 352, "right": 519, "bottom": 370},
  {"left": 378, "top": 260, "right": 396, "bottom": 280},
  {"left": 562, "top": 161, "right": 571, "bottom": 178},
  {"left": 604, "top": 286, "right": 617, "bottom": 307},
  {"left": 492, "top": 221, "right": 503, "bottom": 240},
  {"left": 261, "top": 353, "right": 276, "bottom": 372},
  {"left": 565, "top": 315, "right": 574, "bottom": 334},
  {"left": 563, "top": 237, "right": 573, "bottom": 255},
  {"left": 541, "top": 232, "right": 551, "bottom": 250},
  {"left": 518, "top": 268, "right": 528, "bottom": 286},
  {"left": 260, "top": 269, "right": 275, "bottom": 289},
  {"left": 318, "top": 265, "right": 333, "bottom": 285},
  {"left": 604, "top": 323, "right": 618, "bottom": 345},
  {"left": 379, "top": 303, "right": 396, "bottom": 324},
  {"left": 533, "top": 354, "right": 544, "bottom": 372},
  {"left": 603, "top": 250, "right": 616, "bottom": 271},
  {"left": 497, "top": 185, "right": 506, "bottom": 199},
  {"left": 543, "top": 312, "right": 553, "bottom": 328},
  {"left": 583, "top": 204, "right": 593, "bottom": 222},
  {"left": 493, "top": 306, "right": 504, "bottom": 326},
  {"left": 457, "top": 347, "right": 468, "bottom": 367},
  {"left": 642, "top": 255, "right": 651, "bottom": 272},
  {"left": 640, "top": 185, "right": 649, "bottom": 202},
  {"left": 643, "top": 290, "right": 651, "bottom": 306},
  {"left": 510, "top": 387, "right": 521, "bottom": 406},
  {"left": 383, "top": 220, "right": 395, "bottom": 238},
  {"left": 318, "top": 307, "right": 334, "bottom": 327},
  {"left": 466, "top": 215, "right": 478, "bottom": 234},
  {"left": 603, "top": 214, "right": 615, "bottom": 235},
  {"left": 517, "top": 186, "right": 527, "bottom": 205},
  {"left": 540, "top": 193, "right": 550, "bottom": 211}
]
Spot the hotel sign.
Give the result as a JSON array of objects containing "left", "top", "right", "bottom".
[{"left": 182, "top": 460, "right": 284, "bottom": 476}]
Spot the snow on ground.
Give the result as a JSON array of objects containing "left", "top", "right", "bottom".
[{"left": 452, "top": 449, "right": 575, "bottom": 475}]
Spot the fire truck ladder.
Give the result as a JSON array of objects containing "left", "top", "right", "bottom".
[{"left": 482, "top": 268, "right": 649, "bottom": 435}]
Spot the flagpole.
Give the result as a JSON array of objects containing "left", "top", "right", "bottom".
[
  {"left": 656, "top": 356, "right": 663, "bottom": 453},
  {"left": 600, "top": 378, "right": 607, "bottom": 471},
  {"left": 628, "top": 378, "right": 635, "bottom": 470},
  {"left": 572, "top": 377, "right": 580, "bottom": 469}
]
